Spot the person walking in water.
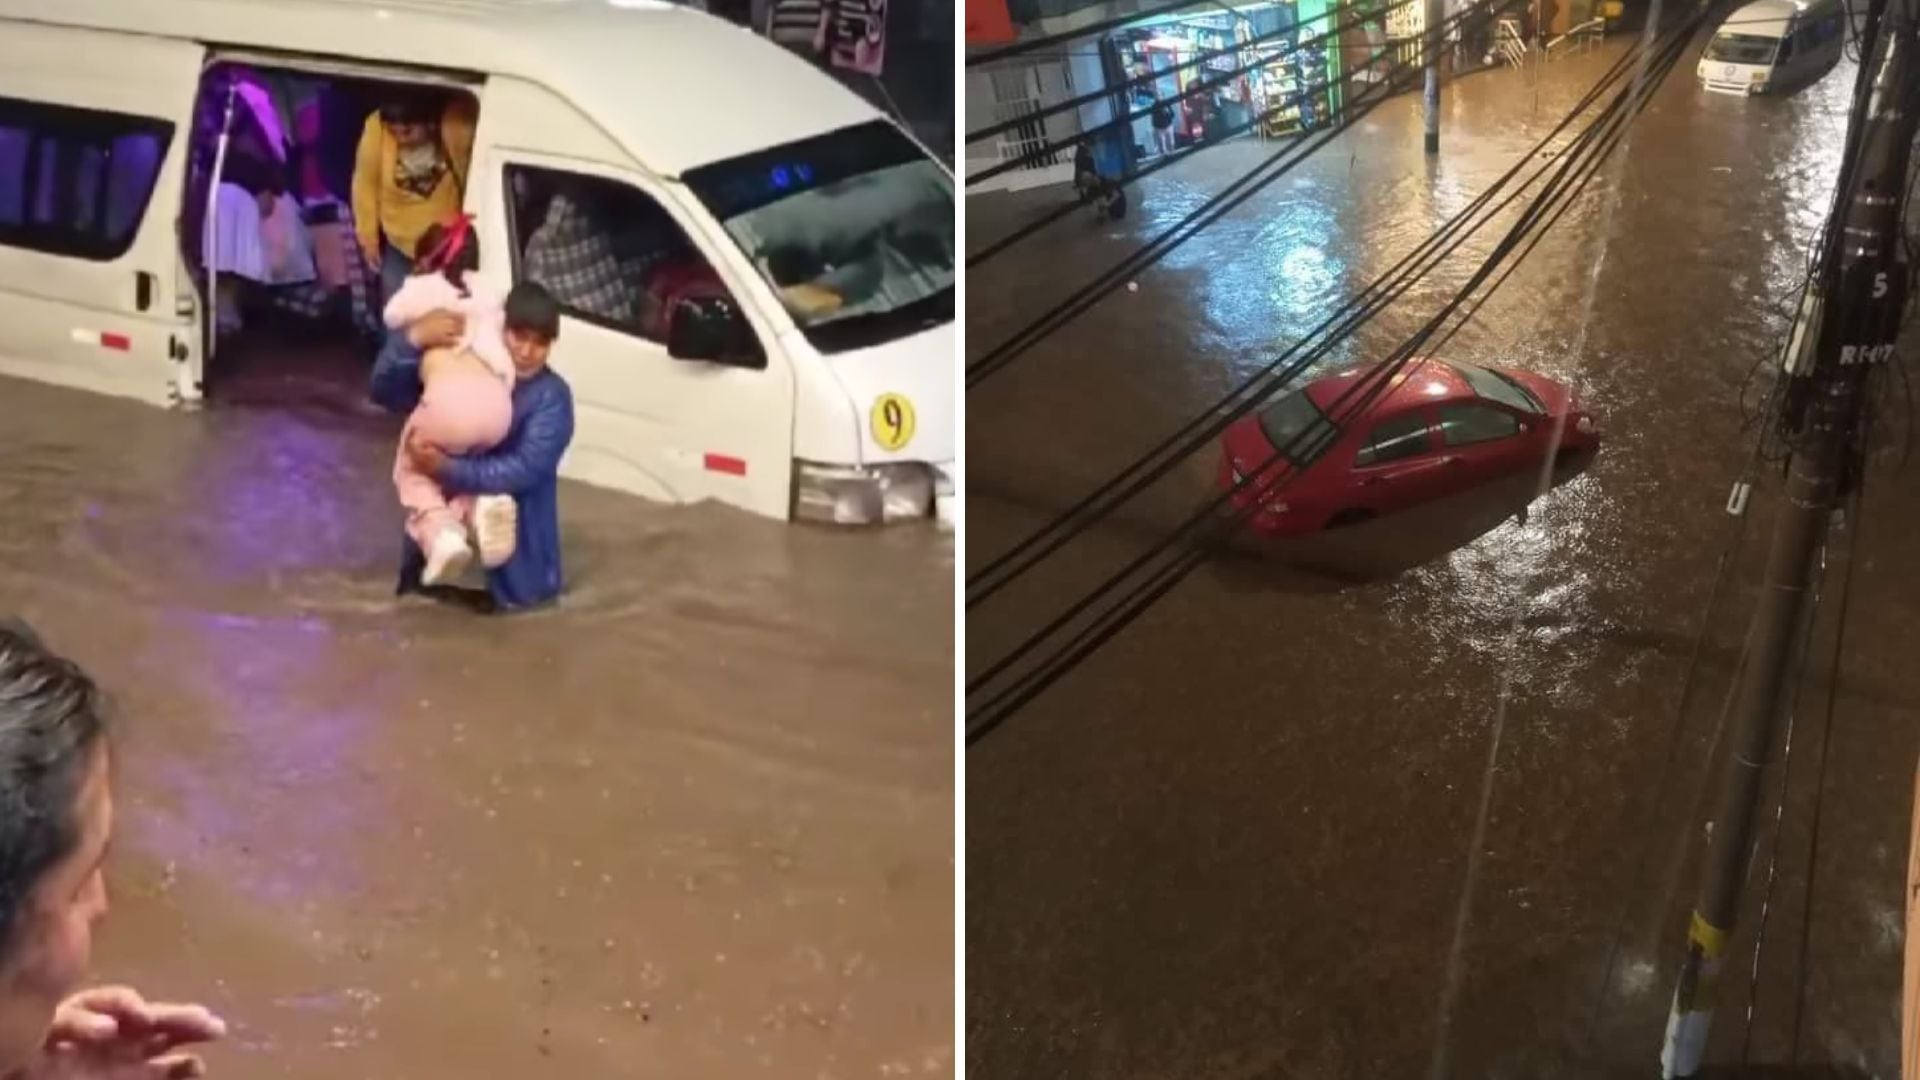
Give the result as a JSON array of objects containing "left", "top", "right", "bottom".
[
  {"left": 372, "top": 285, "right": 576, "bottom": 613},
  {"left": 351, "top": 91, "right": 476, "bottom": 305}
]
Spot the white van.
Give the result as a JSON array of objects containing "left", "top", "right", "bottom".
[
  {"left": 1697, "top": 0, "right": 1844, "bottom": 95},
  {"left": 0, "top": 0, "right": 954, "bottom": 527}
]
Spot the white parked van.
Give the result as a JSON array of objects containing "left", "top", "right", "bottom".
[
  {"left": 1697, "top": 0, "right": 1844, "bottom": 95},
  {"left": 0, "top": 0, "right": 955, "bottom": 526}
]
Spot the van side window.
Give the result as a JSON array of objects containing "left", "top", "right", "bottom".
[
  {"left": 505, "top": 166, "right": 740, "bottom": 347},
  {"left": 0, "top": 97, "right": 172, "bottom": 261}
]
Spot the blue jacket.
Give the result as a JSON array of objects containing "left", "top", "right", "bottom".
[{"left": 372, "top": 334, "right": 575, "bottom": 612}]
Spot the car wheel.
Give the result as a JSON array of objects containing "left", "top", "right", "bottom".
[{"left": 1327, "top": 508, "right": 1374, "bottom": 530}]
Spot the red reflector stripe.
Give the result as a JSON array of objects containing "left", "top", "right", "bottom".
[
  {"left": 703, "top": 453, "right": 747, "bottom": 476},
  {"left": 100, "top": 333, "right": 131, "bottom": 351}
]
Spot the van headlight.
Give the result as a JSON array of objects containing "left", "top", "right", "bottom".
[{"left": 794, "top": 459, "right": 936, "bottom": 526}]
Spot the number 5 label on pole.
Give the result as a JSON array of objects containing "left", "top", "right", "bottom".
[{"left": 870, "top": 393, "right": 917, "bottom": 451}]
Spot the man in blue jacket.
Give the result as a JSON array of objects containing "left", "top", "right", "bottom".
[{"left": 371, "top": 283, "right": 575, "bottom": 612}]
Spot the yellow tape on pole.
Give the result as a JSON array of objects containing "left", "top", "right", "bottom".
[{"left": 1689, "top": 912, "right": 1729, "bottom": 959}]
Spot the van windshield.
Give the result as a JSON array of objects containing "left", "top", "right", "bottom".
[
  {"left": 684, "top": 121, "right": 954, "bottom": 355},
  {"left": 1706, "top": 32, "right": 1781, "bottom": 63}
]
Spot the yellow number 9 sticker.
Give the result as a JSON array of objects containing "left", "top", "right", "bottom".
[{"left": 870, "top": 392, "right": 916, "bottom": 451}]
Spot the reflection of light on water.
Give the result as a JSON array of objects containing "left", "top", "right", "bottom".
[
  {"left": 1394, "top": 470, "right": 1610, "bottom": 715},
  {"left": 130, "top": 609, "right": 381, "bottom": 909},
  {"left": 1196, "top": 194, "right": 1353, "bottom": 384},
  {"left": 1618, "top": 954, "right": 1656, "bottom": 997},
  {"left": 203, "top": 414, "right": 361, "bottom": 582},
  {"left": 1755, "top": 60, "right": 1853, "bottom": 327}
]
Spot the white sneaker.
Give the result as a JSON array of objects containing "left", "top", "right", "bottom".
[
  {"left": 421, "top": 527, "right": 473, "bottom": 586},
  {"left": 471, "top": 495, "right": 518, "bottom": 569}
]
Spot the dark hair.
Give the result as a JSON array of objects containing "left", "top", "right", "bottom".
[
  {"left": 377, "top": 93, "right": 438, "bottom": 127},
  {"left": 414, "top": 221, "right": 479, "bottom": 292},
  {"left": 0, "top": 620, "right": 106, "bottom": 966},
  {"left": 225, "top": 154, "right": 286, "bottom": 200},
  {"left": 504, "top": 282, "right": 561, "bottom": 341}
]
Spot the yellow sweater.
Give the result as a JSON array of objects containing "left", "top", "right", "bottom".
[{"left": 351, "top": 97, "right": 477, "bottom": 267}]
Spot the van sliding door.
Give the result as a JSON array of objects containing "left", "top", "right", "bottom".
[{"left": 0, "top": 23, "right": 203, "bottom": 407}]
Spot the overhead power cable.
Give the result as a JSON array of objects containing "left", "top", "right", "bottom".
[
  {"left": 965, "top": 7, "right": 1707, "bottom": 743},
  {"left": 967, "top": 0, "right": 1536, "bottom": 270},
  {"left": 967, "top": 0, "right": 1420, "bottom": 174},
  {"left": 966, "top": 1, "right": 1499, "bottom": 388},
  {"left": 967, "top": 0, "right": 1227, "bottom": 68},
  {"left": 967, "top": 31, "right": 1657, "bottom": 609}
]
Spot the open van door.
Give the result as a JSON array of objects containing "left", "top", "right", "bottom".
[{"left": 0, "top": 23, "right": 202, "bottom": 406}]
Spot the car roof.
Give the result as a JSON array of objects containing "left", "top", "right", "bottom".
[
  {"left": 0, "top": 0, "right": 884, "bottom": 175},
  {"left": 1718, "top": 0, "right": 1807, "bottom": 36},
  {"left": 1302, "top": 358, "right": 1473, "bottom": 420}
]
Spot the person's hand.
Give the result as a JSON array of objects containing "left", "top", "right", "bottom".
[
  {"left": 406, "top": 309, "right": 465, "bottom": 351},
  {"left": 405, "top": 430, "right": 448, "bottom": 478},
  {"left": 23, "top": 986, "right": 226, "bottom": 1079}
]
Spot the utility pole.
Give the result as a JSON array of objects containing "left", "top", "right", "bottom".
[
  {"left": 1660, "top": 1, "right": 1916, "bottom": 1075},
  {"left": 1425, "top": 0, "right": 1445, "bottom": 152}
]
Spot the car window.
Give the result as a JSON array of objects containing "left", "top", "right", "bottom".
[
  {"left": 0, "top": 98, "right": 172, "bottom": 261},
  {"left": 1256, "top": 390, "right": 1340, "bottom": 466},
  {"left": 1353, "top": 411, "right": 1432, "bottom": 467},
  {"left": 1455, "top": 363, "right": 1544, "bottom": 413},
  {"left": 1705, "top": 33, "right": 1780, "bottom": 64},
  {"left": 1439, "top": 403, "right": 1522, "bottom": 446},
  {"left": 505, "top": 164, "right": 745, "bottom": 349}
]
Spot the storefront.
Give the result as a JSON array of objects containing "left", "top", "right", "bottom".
[
  {"left": 1336, "top": 0, "right": 1426, "bottom": 90},
  {"left": 1103, "top": 0, "right": 1352, "bottom": 164}
]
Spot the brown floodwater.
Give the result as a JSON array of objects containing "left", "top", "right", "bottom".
[
  {"left": 967, "top": 36, "right": 1920, "bottom": 1079},
  {"left": 0, "top": 345, "right": 954, "bottom": 1077}
]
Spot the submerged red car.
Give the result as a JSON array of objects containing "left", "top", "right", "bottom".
[{"left": 1218, "top": 358, "right": 1601, "bottom": 536}]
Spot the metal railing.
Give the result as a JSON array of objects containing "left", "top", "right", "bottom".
[
  {"left": 1496, "top": 16, "right": 1529, "bottom": 66},
  {"left": 1546, "top": 16, "right": 1606, "bottom": 55}
]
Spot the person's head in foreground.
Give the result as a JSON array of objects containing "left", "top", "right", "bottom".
[
  {"left": 502, "top": 282, "right": 560, "bottom": 379},
  {"left": 0, "top": 621, "right": 224, "bottom": 1080}
]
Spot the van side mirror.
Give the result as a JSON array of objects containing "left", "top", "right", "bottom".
[{"left": 667, "top": 295, "right": 764, "bottom": 369}]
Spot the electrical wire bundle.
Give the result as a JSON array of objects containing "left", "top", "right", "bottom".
[
  {"left": 969, "top": 34, "right": 1671, "bottom": 614},
  {"left": 966, "top": 0, "right": 1722, "bottom": 746},
  {"left": 964, "top": 0, "right": 1470, "bottom": 277},
  {"left": 966, "top": 0, "right": 1511, "bottom": 380},
  {"left": 966, "top": 0, "right": 1425, "bottom": 190}
]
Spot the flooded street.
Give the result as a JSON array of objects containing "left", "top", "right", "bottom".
[
  {"left": 967, "top": 36, "right": 1920, "bottom": 1080},
  {"left": 0, "top": 372, "right": 953, "bottom": 1076}
]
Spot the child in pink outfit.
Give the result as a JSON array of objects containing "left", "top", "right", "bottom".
[{"left": 386, "top": 221, "right": 519, "bottom": 586}]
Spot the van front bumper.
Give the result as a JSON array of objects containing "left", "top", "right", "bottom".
[{"left": 794, "top": 458, "right": 954, "bottom": 527}]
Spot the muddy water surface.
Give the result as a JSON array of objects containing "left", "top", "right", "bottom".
[
  {"left": 968, "top": 39, "right": 1920, "bottom": 1079},
  {"left": 0, "top": 369, "right": 953, "bottom": 1078}
]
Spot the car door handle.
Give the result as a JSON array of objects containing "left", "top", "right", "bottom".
[{"left": 135, "top": 271, "right": 154, "bottom": 313}]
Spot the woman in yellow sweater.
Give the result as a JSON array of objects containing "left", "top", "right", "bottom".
[{"left": 352, "top": 91, "right": 477, "bottom": 305}]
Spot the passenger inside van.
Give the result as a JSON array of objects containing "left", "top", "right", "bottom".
[
  {"left": 183, "top": 66, "right": 479, "bottom": 395},
  {"left": 511, "top": 172, "right": 732, "bottom": 343},
  {"left": 207, "top": 155, "right": 319, "bottom": 336},
  {"left": 353, "top": 90, "right": 476, "bottom": 303}
]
